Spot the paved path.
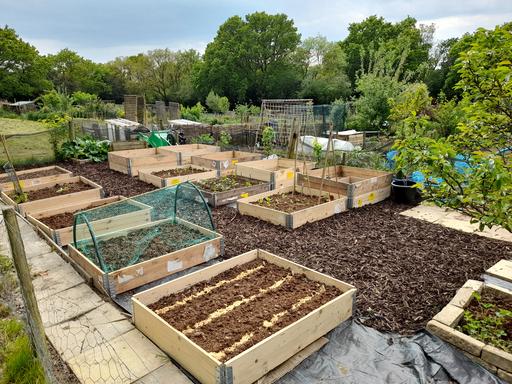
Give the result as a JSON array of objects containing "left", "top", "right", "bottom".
[
  {"left": 0, "top": 210, "right": 192, "bottom": 384},
  {"left": 400, "top": 205, "right": 512, "bottom": 243}
]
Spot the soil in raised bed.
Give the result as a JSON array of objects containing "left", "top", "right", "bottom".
[
  {"left": 39, "top": 201, "right": 141, "bottom": 229},
  {"left": 195, "top": 174, "right": 262, "bottom": 192},
  {"left": 152, "top": 167, "right": 206, "bottom": 178},
  {"left": 0, "top": 168, "right": 65, "bottom": 183},
  {"left": 251, "top": 191, "right": 329, "bottom": 213},
  {"left": 457, "top": 289, "right": 512, "bottom": 353},
  {"left": 58, "top": 162, "right": 156, "bottom": 197},
  {"left": 212, "top": 202, "right": 512, "bottom": 335},
  {"left": 8, "top": 181, "right": 93, "bottom": 202},
  {"left": 149, "top": 259, "right": 341, "bottom": 361},
  {"left": 80, "top": 222, "right": 214, "bottom": 271}
]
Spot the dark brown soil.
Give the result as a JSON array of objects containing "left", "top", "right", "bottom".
[
  {"left": 195, "top": 175, "right": 262, "bottom": 192},
  {"left": 81, "top": 222, "right": 214, "bottom": 271},
  {"left": 9, "top": 181, "right": 93, "bottom": 202},
  {"left": 153, "top": 167, "right": 206, "bottom": 178},
  {"left": 252, "top": 192, "right": 329, "bottom": 212},
  {"left": 39, "top": 200, "right": 141, "bottom": 229},
  {"left": 0, "top": 168, "right": 65, "bottom": 183},
  {"left": 212, "top": 202, "right": 512, "bottom": 335},
  {"left": 58, "top": 162, "right": 156, "bottom": 197},
  {"left": 149, "top": 259, "right": 340, "bottom": 361}
]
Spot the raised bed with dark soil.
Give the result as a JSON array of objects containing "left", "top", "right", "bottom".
[
  {"left": 0, "top": 167, "right": 64, "bottom": 183},
  {"left": 59, "top": 162, "right": 156, "bottom": 197},
  {"left": 152, "top": 166, "right": 206, "bottom": 178},
  {"left": 9, "top": 181, "right": 92, "bottom": 201},
  {"left": 148, "top": 258, "right": 340, "bottom": 362},
  {"left": 213, "top": 201, "right": 512, "bottom": 335},
  {"left": 194, "top": 174, "right": 271, "bottom": 207},
  {"left": 81, "top": 222, "right": 214, "bottom": 271},
  {"left": 39, "top": 202, "right": 141, "bottom": 230},
  {"left": 195, "top": 174, "right": 261, "bottom": 192},
  {"left": 251, "top": 191, "right": 329, "bottom": 213}
]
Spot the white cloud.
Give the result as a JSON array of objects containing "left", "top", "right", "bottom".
[{"left": 421, "top": 12, "right": 512, "bottom": 41}]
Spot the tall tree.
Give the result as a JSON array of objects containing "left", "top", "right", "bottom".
[
  {"left": 47, "top": 49, "right": 111, "bottom": 96},
  {"left": 196, "top": 12, "right": 302, "bottom": 104},
  {"left": 0, "top": 26, "right": 50, "bottom": 100},
  {"left": 341, "top": 16, "right": 433, "bottom": 89},
  {"left": 299, "top": 43, "right": 351, "bottom": 104}
]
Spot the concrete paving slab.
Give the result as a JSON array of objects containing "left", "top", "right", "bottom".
[
  {"left": 67, "top": 329, "right": 169, "bottom": 384},
  {"left": 47, "top": 302, "right": 134, "bottom": 361},
  {"left": 39, "top": 283, "right": 104, "bottom": 327}
]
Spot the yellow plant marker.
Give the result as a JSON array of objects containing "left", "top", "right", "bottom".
[
  {"left": 240, "top": 193, "right": 249, "bottom": 198},
  {"left": 358, "top": 199, "right": 363, "bottom": 207},
  {"left": 286, "top": 171, "right": 294, "bottom": 180},
  {"left": 368, "top": 192, "right": 375, "bottom": 202},
  {"left": 231, "top": 159, "right": 238, "bottom": 165},
  {"left": 170, "top": 178, "right": 180, "bottom": 186}
]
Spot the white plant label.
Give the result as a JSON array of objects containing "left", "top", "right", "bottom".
[
  {"left": 167, "top": 259, "right": 184, "bottom": 272},
  {"left": 203, "top": 243, "right": 217, "bottom": 261}
]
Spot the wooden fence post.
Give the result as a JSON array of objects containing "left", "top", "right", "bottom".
[{"left": 2, "top": 206, "right": 56, "bottom": 383}]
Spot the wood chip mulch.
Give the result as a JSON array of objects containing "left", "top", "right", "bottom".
[
  {"left": 59, "top": 162, "right": 157, "bottom": 197},
  {"left": 212, "top": 202, "right": 512, "bottom": 335}
]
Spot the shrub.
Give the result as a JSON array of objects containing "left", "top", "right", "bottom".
[
  {"left": 206, "top": 91, "right": 230, "bottom": 114},
  {"left": 218, "top": 130, "right": 232, "bottom": 148},
  {"left": 180, "top": 102, "right": 205, "bottom": 121},
  {"left": 191, "top": 133, "right": 215, "bottom": 145},
  {"left": 58, "top": 136, "right": 110, "bottom": 162},
  {"left": 261, "top": 126, "right": 275, "bottom": 156}
]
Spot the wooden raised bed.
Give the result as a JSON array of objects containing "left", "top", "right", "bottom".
[
  {"left": 132, "top": 249, "right": 356, "bottom": 384},
  {"left": 68, "top": 217, "right": 223, "bottom": 295},
  {"left": 194, "top": 175, "right": 271, "bottom": 207},
  {"left": 237, "top": 186, "right": 347, "bottom": 229},
  {"left": 138, "top": 165, "right": 218, "bottom": 188},
  {"left": 235, "top": 158, "right": 316, "bottom": 189},
  {"left": 0, "top": 165, "right": 72, "bottom": 191},
  {"left": 159, "top": 144, "right": 220, "bottom": 164},
  {"left": 26, "top": 196, "right": 152, "bottom": 246},
  {"left": 111, "top": 140, "right": 147, "bottom": 151},
  {"left": 297, "top": 165, "right": 392, "bottom": 208},
  {"left": 427, "top": 279, "right": 512, "bottom": 382},
  {"left": 191, "top": 151, "right": 263, "bottom": 175},
  {"left": 0, "top": 176, "right": 103, "bottom": 216},
  {"left": 108, "top": 148, "right": 179, "bottom": 177}
]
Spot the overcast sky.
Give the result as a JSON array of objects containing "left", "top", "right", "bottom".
[{"left": 2, "top": 0, "right": 511, "bottom": 63}]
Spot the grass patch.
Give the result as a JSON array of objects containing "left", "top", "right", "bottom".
[
  {"left": 0, "top": 118, "right": 54, "bottom": 166},
  {"left": 0, "top": 254, "right": 46, "bottom": 383}
]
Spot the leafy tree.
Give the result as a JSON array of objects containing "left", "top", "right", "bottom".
[
  {"left": 347, "top": 74, "right": 404, "bottom": 131},
  {"left": 394, "top": 23, "right": 512, "bottom": 231},
  {"left": 206, "top": 90, "right": 229, "bottom": 114},
  {"left": 0, "top": 26, "right": 50, "bottom": 100},
  {"left": 47, "top": 49, "right": 111, "bottom": 96},
  {"left": 299, "top": 44, "right": 351, "bottom": 103},
  {"left": 196, "top": 12, "right": 302, "bottom": 103},
  {"left": 341, "top": 16, "right": 433, "bottom": 88}
]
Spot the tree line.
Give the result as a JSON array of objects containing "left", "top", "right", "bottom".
[{"left": 1, "top": 13, "right": 471, "bottom": 107}]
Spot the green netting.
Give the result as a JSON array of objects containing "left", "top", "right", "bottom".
[{"left": 73, "top": 182, "right": 215, "bottom": 273}]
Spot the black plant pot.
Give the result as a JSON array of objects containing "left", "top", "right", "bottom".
[{"left": 391, "top": 178, "right": 421, "bottom": 205}]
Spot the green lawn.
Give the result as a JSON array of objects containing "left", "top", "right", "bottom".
[{"left": 0, "top": 118, "right": 54, "bottom": 166}]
